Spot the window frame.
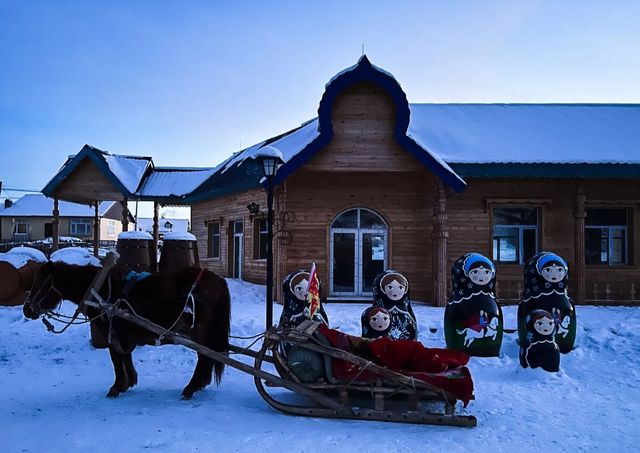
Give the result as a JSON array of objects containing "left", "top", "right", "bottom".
[
  {"left": 491, "top": 206, "right": 540, "bottom": 265},
  {"left": 253, "top": 217, "right": 268, "bottom": 261},
  {"left": 70, "top": 218, "right": 93, "bottom": 237},
  {"left": 207, "top": 221, "right": 221, "bottom": 259},
  {"left": 585, "top": 207, "right": 630, "bottom": 266}
]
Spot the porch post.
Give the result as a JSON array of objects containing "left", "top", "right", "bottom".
[
  {"left": 52, "top": 196, "right": 60, "bottom": 252},
  {"left": 93, "top": 201, "right": 100, "bottom": 258},
  {"left": 573, "top": 185, "right": 586, "bottom": 304},
  {"left": 432, "top": 180, "right": 448, "bottom": 307},
  {"left": 121, "top": 197, "right": 129, "bottom": 232},
  {"left": 152, "top": 201, "right": 159, "bottom": 270}
]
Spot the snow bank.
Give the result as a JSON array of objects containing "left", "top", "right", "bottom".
[
  {"left": 118, "top": 231, "right": 153, "bottom": 240},
  {"left": 0, "top": 246, "right": 47, "bottom": 268},
  {"left": 50, "top": 248, "right": 101, "bottom": 267},
  {"left": 2, "top": 279, "right": 640, "bottom": 451},
  {"left": 163, "top": 232, "right": 196, "bottom": 241}
]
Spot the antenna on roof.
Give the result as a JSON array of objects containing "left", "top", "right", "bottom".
[{"left": 361, "top": 44, "right": 365, "bottom": 56}]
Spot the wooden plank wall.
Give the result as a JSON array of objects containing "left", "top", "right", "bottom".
[
  {"left": 282, "top": 81, "right": 437, "bottom": 303},
  {"left": 448, "top": 178, "right": 640, "bottom": 304},
  {"left": 192, "top": 188, "right": 267, "bottom": 285},
  {"left": 57, "top": 158, "right": 124, "bottom": 203}
]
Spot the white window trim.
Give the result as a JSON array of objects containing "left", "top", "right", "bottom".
[{"left": 585, "top": 224, "right": 628, "bottom": 266}]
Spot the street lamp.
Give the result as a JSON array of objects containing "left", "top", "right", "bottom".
[{"left": 253, "top": 145, "right": 284, "bottom": 330}]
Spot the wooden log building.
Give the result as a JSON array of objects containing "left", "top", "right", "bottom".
[
  {"left": 186, "top": 56, "right": 640, "bottom": 306},
  {"left": 40, "top": 56, "right": 640, "bottom": 306}
]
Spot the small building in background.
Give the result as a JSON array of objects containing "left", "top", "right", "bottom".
[
  {"left": 0, "top": 193, "right": 126, "bottom": 244},
  {"left": 136, "top": 216, "right": 190, "bottom": 239}
]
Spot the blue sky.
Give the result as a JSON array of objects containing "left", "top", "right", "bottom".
[{"left": 1, "top": 0, "right": 640, "bottom": 200}]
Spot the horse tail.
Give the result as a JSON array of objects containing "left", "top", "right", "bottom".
[{"left": 210, "top": 273, "right": 231, "bottom": 385}]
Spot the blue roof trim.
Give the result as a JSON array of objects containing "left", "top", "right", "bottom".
[
  {"left": 451, "top": 163, "right": 640, "bottom": 178},
  {"left": 271, "top": 55, "right": 466, "bottom": 192},
  {"left": 42, "top": 144, "right": 136, "bottom": 198}
]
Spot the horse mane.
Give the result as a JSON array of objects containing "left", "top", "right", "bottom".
[{"left": 51, "top": 261, "right": 101, "bottom": 303}]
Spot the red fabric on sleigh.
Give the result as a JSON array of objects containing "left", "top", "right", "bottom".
[{"left": 318, "top": 324, "right": 474, "bottom": 406}]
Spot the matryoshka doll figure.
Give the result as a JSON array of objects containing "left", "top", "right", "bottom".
[
  {"left": 279, "top": 270, "right": 329, "bottom": 327},
  {"left": 519, "top": 309, "right": 560, "bottom": 372},
  {"left": 517, "top": 252, "right": 576, "bottom": 354},
  {"left": 444, "top": 253, "right": 503, "bottom": 357},
  {"left": 371, "top": 270, "right": 417, "bottom": 340},
  {"left": 361, "top": 306, "right": 392, "bottom": 339}
]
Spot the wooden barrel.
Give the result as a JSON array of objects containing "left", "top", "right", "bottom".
[
  {"left": 159, "top": 232, "right": 199, "bottom": 272},
  {"left": 0, "top": 247, "right": 47, "bottom": 306},
  {"left": 116, "top": 231, "right": 156, "bottom": 273}
]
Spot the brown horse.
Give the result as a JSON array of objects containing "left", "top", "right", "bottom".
[{"left": 23, "top": 260, "right": 231, "bottom": 399}]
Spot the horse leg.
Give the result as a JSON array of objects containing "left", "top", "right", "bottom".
[
  {"left": 123, "top": 353, "right": 138, "bottom": 389},
  {"left": 107, "top": 347, "right": 130, "bottom": 397},
  {"left": 181, "top": 353, "right": 214, "bottom": 400}
]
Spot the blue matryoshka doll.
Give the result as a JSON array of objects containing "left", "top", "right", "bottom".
[
  {"left": 517, "top": 252, "right": 576, "bottom": 354},
  {"left": 519, "top": 309, "right": 560, "bottom": 372},
  {"left": 279, "top": 270, "right": 329, "bottom": 327},
  {"left": 444, "top": 253, "right": 503, "bottom": 357},
  {"left": 369, "top": 270, "right": 417, "bottom": 340}
]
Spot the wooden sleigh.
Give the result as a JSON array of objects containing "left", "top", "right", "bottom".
[{"left": 253, "top": 320, "right": 477, "bottom": 427}]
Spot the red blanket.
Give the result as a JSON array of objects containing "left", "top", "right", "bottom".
[{"left": 318, "top": 324, "right": 474, "bottom": 406}]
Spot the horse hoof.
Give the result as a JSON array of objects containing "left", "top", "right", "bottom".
[
  {"left": 181, "top": 392, "right": 193, "bottom": 400},
  {"left": 107, "top": 388, "right": 121, "bottom": 398}
]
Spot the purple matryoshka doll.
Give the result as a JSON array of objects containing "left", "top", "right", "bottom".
[
  {"left": 369, "top": 270, "right": 417, "bottom": 340},
  {"left": 519, "top": 309, "right": 560, "bottom": 372},
  {"left": 279, "top": 270, "right": 329, "bottom": 327},
  {"left": 444, "top": 253, "right": 503, "bottom": 357},
  {"left": 517, "top": 252, "right": 576, "bottom": 354},
  {"left": 361, "top": 306, "right": 392, "bottom": 339}
]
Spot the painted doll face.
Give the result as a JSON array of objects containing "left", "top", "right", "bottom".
[
  {"left": 292, "top": 279, "right": 309, "bottom": 301},
  {"left": 468, "top": 265, "right": 493, "bottom": 286},
  {"left": 534, "top": 316, "right": 555, "bottom": 336},
  {"left": 369, "top": 312, "right": 391, "bottom": 332},
  {"left": 383, "top": 279, "right": 407, "bottom": 301},
  {"left": 541, "top": 264, "right": 566, "bottom": 283}
]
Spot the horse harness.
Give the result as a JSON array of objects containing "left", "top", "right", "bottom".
[{"left": 102, "top": 268, "right": 207, "bottom": 353}]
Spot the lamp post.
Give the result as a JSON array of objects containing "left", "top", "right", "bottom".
[{"left": 253, "top": 146, "right": 284, "bottom": 330}]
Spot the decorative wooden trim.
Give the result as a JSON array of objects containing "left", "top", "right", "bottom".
[
  {"left": 483, "top": 198, "right": 552, "bottom": 213},
  {"left": 432, "top": 180, "right": 448, "bottom": 307},
  {"left": 152, "top": 202, "right": 159, "bottom": 271},
  {"left": 121, "top": 197, "right": 129, "bottom": 232},
  {"left": 93, "top": 202, "right": 99, "bottom": 258},
  {"left": 584, "top": 199, "right": 640, "bottom": 207},
  {"left": 203, "top": 216, "right": 224, "bottom": 225},
  {"left": 574, "top": 185, "right": 586, "bottom": 305}
]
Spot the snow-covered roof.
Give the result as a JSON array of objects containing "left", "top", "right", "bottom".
[
  {"left": 0, "top": 194, "right": 115, "bottom": 218},
  {"left": 408, "top": 104, "right": 640, "bottom": 164},
  {"left": 136, "top": 167, "right": 216, "bottom": 198},
  {"left": 220, "top": 120, "right": 320, "bottom": 174},
  {"left": 102, "top": 154, "right": 152, "bottom": 193}
]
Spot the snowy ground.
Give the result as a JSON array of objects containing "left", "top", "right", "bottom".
[{"left": 2, "top": 279, "right": 640, "bottom": 452}]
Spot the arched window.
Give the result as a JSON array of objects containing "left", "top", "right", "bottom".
[{"left": 330, "top": 208, "right": 388, "bottom": 297}]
